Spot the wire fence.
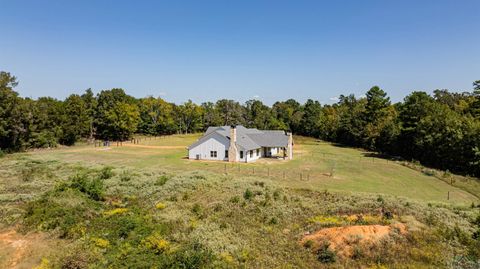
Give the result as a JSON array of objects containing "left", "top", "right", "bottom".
[
  {"left": 186, "top": 161, "right": 335, "bottom": 182},
  {"left": 89, "top": 135, "right": 480, "bottom": 200}
]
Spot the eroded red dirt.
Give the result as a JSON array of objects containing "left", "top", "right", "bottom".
[
  {"left": 0, "top": 229, "right": 54, "bottom": 269},
  {"left": 301, "top": 223, "right": 407, "bottom": 258}
]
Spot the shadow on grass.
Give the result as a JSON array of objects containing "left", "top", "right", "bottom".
[{"left": 362, "top": 152, "right": 404, "bottom": 161}]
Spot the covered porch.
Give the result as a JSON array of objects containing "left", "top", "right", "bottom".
[{"left": 261, "top": 146, "right": 288, "bottom": 159}]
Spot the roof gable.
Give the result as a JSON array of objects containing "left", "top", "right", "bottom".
[{"left": 189, "top": 125, "right": 289, "bottom": 150}]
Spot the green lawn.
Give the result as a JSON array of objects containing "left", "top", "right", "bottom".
[{"left": 17, "top": 134, "right": 479, "bottom": 205}]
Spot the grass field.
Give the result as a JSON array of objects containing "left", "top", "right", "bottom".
[
  {"left": 1, "top": 134, "right": 479, "bottom": 268},
  {"left": 20, "top": 134, "right": 479, "bottom": 205}
]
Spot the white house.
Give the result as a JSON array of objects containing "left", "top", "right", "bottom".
[{"left": 187, "top": 125, "right": 293, "bottom": 163}]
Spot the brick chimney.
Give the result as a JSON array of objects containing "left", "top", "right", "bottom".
[{"left": 228, "top": 126, "right": 238, "bottom": 162}]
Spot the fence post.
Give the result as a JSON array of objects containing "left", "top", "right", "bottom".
[
  {"left": 253, "top": 167, "right": 255, "bottom": 175},
  {"left": 267, "top": 168, "right": 270, "bottom": 177},
  {"left": 224, "top": 164, "right": 227, "bottom": 174},
  {"left": 283, "top": 171, "right": 286, "bottom": 180},
  {"left": 300, "top": 173, "right": 302, "bottom": 180},
  {"left": 447, "top": 191, "right": 450, "bottom": 200}
]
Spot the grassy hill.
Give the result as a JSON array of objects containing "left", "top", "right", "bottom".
[
  {"left": 21, "top": 134, "right": 479, "bottom": 204},
  {"left": 0, "top": 135, "right": 479, "bottom": 268}
]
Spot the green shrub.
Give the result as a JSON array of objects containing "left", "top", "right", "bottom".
[
  {"left": 383, "top": 210, "right": 393, "bottom": 220},
  {"left": 120, "top": 170, "right": 132, "bottom": 182},
  {"left": 191, "top": 174, "right": 206, "bottom": 180},
  {"left": 254, "top": 181, "right": 265, "bottom": 187},
  {"left": 473, "top": 214, "right": 480, "bottom": 226},
  {"left": 303, "top": 240, "right": 314, "bottom": 249},
  {"left": 230, "top": 196, "right": 240, "bottom": 203},
  {"left": 244, "top": 189, "right": 253, "bottom": 200},
  {"left": 70, "top": 174, "right": 105, "bottom": 201},
  {"left": 192, "top": 203, "right": 203, "bottom": 216},
  {"left": 155, "top": 175, "right": 170, "bottom": 186},
  {"left": 268, "top": 217, "right": 278, "bottom": 225},
  {"left": 213, "top": 204, "right": 222, "bottom": 212},
  {"left": 23, "top": 188, "right": 99, "bottom": 238},
  {"left": 352, "top": 246, "right": 363, "bottom": 260},
  {"left": 99, "top": 166, "right": 114, "bottom": 180},
  {"left": 0, "top": 149, "right": 5, "bottom": 158},
  {"left": 61, "top": 249, "right": 92, "bottom": 269},
  {"left": 473, "top": 228, "right": 480, "bottom": 240},
  {"left": 273, "top": 189, "right": 281, "bottom": 200},
  {"left": 316, "top": 243, "right": 336, "bottom": 263}
]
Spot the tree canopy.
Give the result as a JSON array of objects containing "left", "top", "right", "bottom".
[{"left": 1, "top": 70, "right": 479, "bottom": 176}]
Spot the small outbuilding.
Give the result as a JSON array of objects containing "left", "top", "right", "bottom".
[{"left": 187, "top": 125, "right": 293, "bottom": 163}]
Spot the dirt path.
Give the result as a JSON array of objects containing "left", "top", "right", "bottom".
[
  {"left": 0, "top": 229, "right": 53, "bottom": 269},
  {"left": 121, "top": 144, "right": 186, "bottom": 149}
]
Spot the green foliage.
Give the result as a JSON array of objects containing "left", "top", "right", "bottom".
[
  {"left": 69, "top": 173, "right": 105, "bottom": 201},
  {"left": 1, "top": 70, "right": 479, "bottom": 177},
  {"left": 99, "top": 166, "right": 114, "bottom": 180},
  {"left": 230, "top": 196, "right": 240, "bottom": 203},
  {"left": 9, "top": 160, "right": 480, "bottom": 268},
  {"left": 23, "top": 187, "right": 100, "bottom": 238},
  {"left": 95, "top": 88, "right": 139, "bottom": 140},
  {"left": 191, "top": 203, "right": 203, "bottom": 216},
  {"left": 138, "top": 96, "right": 176, "bottom": 135},
  {"left": 243, "top": 188, "right": 253, "bottom": 200},
  {"left": 316, "top": 243, "right": 336, "bottom": 263},
  {"left": 155, "top": 175, "right": 170, "bottom": 186},
  {"left": 120, "top": 170, "right": 132, "bottom": 182}
]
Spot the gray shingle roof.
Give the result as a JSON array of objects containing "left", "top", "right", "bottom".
[{"left": 189, "top": 125, "right": 289, "bottom": 151}]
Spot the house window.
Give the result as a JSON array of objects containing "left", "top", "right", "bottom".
[
  {"left": 210, "top": 151, "right": 217, "bottom": 158},
  {"left": 225, "top": 150, "right": 228, "bottom": 158},
  {"left": 256, "top": 149, "right": 259, "bottom": 156},
  {"left": 240, "top": 151, "right": 244, "bottom": 159},
  {"left": 250, "top": 150, "right": 253, "bottom": 158}
]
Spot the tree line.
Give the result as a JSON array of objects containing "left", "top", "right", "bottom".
[{"left": 1, "top": 71, "right": 479, "bottom": 176}]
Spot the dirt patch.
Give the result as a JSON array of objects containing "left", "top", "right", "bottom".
[
  {"left": 301, "top": 223, "right": 407, "bottom": 258},
  {"left": 121, "top": 144, "right": 186, "bottom": 149},
  {"left": 0, "top": 229, "right": 55, "bottom": 269}
]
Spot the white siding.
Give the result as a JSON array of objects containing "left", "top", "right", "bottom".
[
  {"left": 243, "top": 147, "right": 261, "bottom": 163},
  {"left": 188, "top": 133, "right": 229, "bottom": 161}
]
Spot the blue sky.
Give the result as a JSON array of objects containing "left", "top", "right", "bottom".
[{"left": 1, "top": 0, "right": 479, "bottom": 105}]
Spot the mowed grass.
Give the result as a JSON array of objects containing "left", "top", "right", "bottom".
[{"left": 16, "top": 134, "right": 480, "bottom": 205}]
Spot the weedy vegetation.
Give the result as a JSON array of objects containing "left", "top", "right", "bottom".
[{"left": 0, "top": 135, "right": 479, "bottom": 268}]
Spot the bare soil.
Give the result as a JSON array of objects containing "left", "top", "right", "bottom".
[
  {"left": 0, "top": 229, "right": 55, "bottom": 269},
  {"left": 301, "top": 223, "right": 407, "bottom": 258}
]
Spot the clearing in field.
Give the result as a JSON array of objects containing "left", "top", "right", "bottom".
[{"left": 20, "top": 134, "right": 479, "bottom": 205}]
